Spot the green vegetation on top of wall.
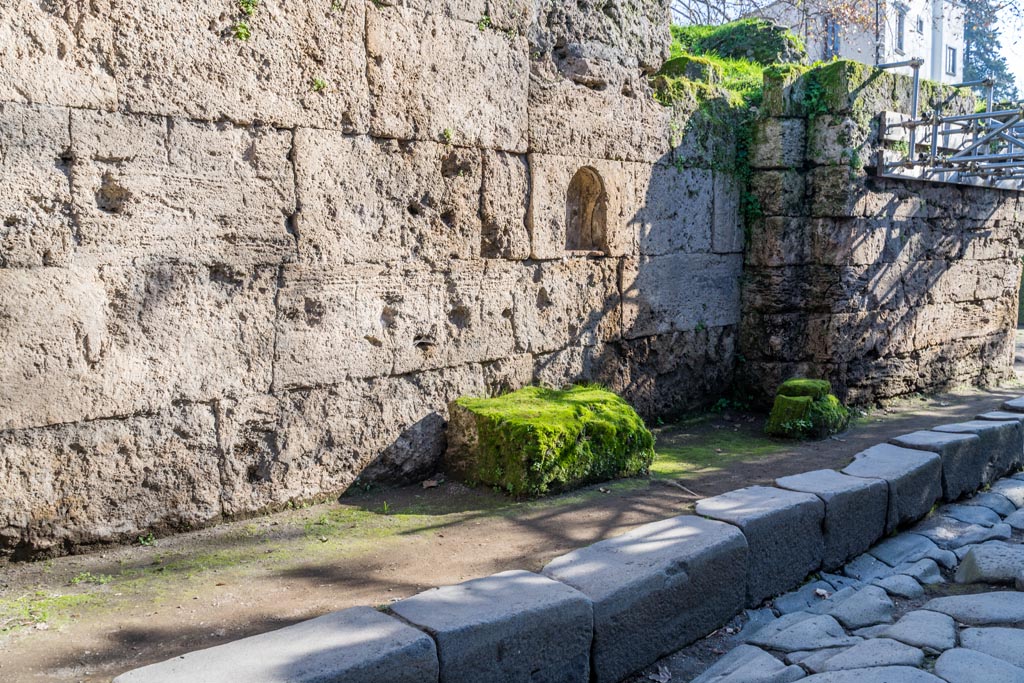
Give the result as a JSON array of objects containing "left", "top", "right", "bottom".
[
  {"left": 765, "top": 378, "right": 850, "bottom": 439},
  {"left": 672, "top": 20, "right": 807, "bottom": 66},
  {"left": 447, "top": 385, "right": 655, "bottom": 497}
]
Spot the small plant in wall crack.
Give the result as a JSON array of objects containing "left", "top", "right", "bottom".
[
  {"left": 311, "top": 78, "right": 327, "bottom": 93},
  {"left": 232, "top": 0, "right": 258, "bottom": 41},
  {"left": 233, "top": 20, "right": 251, "bottom": 40},
  {"left": 477, "top": 14, "right": 492, "bottom": 31},
  {"left": 239, "top": 0, "right": 259, "bottom": 17},
  {"left": 442, "top": 128, "right": 454, "bottom": 145}
]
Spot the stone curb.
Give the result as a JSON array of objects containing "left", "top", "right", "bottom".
[{"left": 113, "top": 396, "right": 1024, "bottom": 683}]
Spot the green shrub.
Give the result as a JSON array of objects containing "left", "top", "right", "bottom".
[
  {"left": 445, "top": 385, "right": 655, "bottom": 497},
  {"left": 765, "top": 378, "right": 849, "bottom": 439}
]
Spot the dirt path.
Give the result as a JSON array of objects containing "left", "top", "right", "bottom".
[{"left": 1, "top": 381, "right": 1023, "bottom": 682}]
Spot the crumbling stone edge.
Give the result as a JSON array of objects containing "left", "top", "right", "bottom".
[{"left": 112, "top": 398, "right": 1024, "bottom": 683}]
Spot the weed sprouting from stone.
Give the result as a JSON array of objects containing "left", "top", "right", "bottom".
[
  {"left": 477, "top": 14, "right": 491, "bottom": 31},
  {"left": 312, "top": 78, "right": 327, "bottom": 92},
  {"left": 239, "top": 0, "right": 259, "bottom": 17},
  {"left": 442, "top": 128, "right": 454, "bottom": 144},
  {"left": 233, "top": 21, "right": 252, "bottom": 41}
]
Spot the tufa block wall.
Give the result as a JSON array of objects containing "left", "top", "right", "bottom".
[{"left": 0, "top": 0, "right": 745, "bottom": 557}]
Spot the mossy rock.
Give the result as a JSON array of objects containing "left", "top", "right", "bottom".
[
  {"left": 445, "top": 385, "right": 655, "bottom": 497},
  {"left": 765, "top": 379, "right": 849, "bottom": 439},
  {"left": 657, "top": 55, "right": 723, "bottom": 84},
  {"left": 691, "top": 19, "right": 806, "bottom": 66}
]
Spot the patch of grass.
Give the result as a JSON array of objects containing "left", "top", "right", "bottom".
[
  {"left": 0, "top": 591, "right": 97, "bottom": 633},
  {"left": 69, "top": 572, "right": 113, "bottom": 586},
  {"left": 650, "top": 421, "right": 785, "bottom": 479}
]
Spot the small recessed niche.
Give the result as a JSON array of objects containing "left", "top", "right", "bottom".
[{"left": 565, "top": 166, "right": 608, "bottom": 255}]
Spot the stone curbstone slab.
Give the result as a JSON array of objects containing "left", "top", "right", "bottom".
[
  {"left": 542, "top": 515, "right": 747, "bottom": 683},
  {"left": 1001, "top": 396, "right": 1024, "bottom": 413},
  {"left": 841, "top": 444, "right": 942, "bottom": 533},
  {"left": 932, "top": 419, "right": 1024, "bottom": 483},
  {"left": 776, "top": 469, "right": 888, "bottom": 570},
  {"left": 112, "top": 606, "right": 439, "bottom": 683},
  {"left": 889, "top": 430, "right": 985, "bottom": 501},
  {"left": 696, "top": 485, "right": 824, "bottom": 606},
  {"left": 390, "top": 570, "right": 591, "bottom": 683}
]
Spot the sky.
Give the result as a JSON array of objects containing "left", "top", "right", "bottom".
[{"left": 1001, "top": 7, "right": 1024, "bottom": 95}]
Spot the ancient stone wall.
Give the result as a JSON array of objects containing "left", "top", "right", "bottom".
[
  {"left": 742, "top": 62, "right": 1024, "bottom": 405},
  {"left": 0, "top": 0, "right": 745, "bottom": 557}
]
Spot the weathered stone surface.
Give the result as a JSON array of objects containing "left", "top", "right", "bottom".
[
  {"left": 924, "top": 592, "right": 1024, "bottom": 626},
  {"left": 991, "top": 478, "right": 1024, "bottom": 508},
  {"left": 481, "top": 150, "right": 531, "bottom": 259},
  {"left": 750, "top": 118, "right": 807, "bottom": 169},
  {"left": 634, "top": 165, "right": 713, "bottom": 256},
  {"left": 895, "top": 559, "right": 944, "bottom": 585},
  {"left": 1005, "top": 509, "right": 1024, "bottom": 530},
  {"left": 878, "top": 610, "right": 957, "bottom": 652},
  {"left": 869, "top": 532, "right": 946, "bottom": 568},
  {"left": 820, "top": 639, "right": 924, "bottom": 671},
  {"left": 112, "top": 0, "right": 367, "bottom": 131},
  {"left": 0, "top": 102, "right": 73, "bottom": 268},
  {"left": 889, "top": 430, "right": 986, "bottom": 501},
  {"left": 932, "top": 420, "right": 1024, "bottom": 483},
  {"left": 841, "top": 445, "right": 942, "bottom": 532},
  {"left": 391, "top": 570, "right": 591, "bottom": 683},
  {"left": 801, "top": 667, "right": 944, "bottom": 682},
  {"left": 843, "top": 554, "right": 894, "bottom": 582},
  {"left": 112, "top": 606, "right": 438, "bottom": 683},
  {"left": 963, "top": 492, "right": 1018, "bottom": 516},
  {"left": 367, "top": 5, "right": 528, "bottom": 151},
  {"left": 691, "top": 644, "right": 806, "bottom": 683},
  {"left": 913, "top": 516, "right": 1012, "bottom": 550},
  {"left": 696, "top": 486, "right": 824, "bottom": 606},
  {"left": 747, "top": 614, "right": 861, "bottom": 653},
  {"left": 543, "top": 515, "right": 747, "bottom": 683},
  {"left": 776, "top": 469, "right": 888, "bottom": 570},
  {"left": 774, "top": 580, "right": 836, "bottom": 615},
  {"left": 939, "top": 503, "right": 1003, "bottom": 527},
  {"left": 1002, "top": 396, "right": 1024, "bottom": 413},
  {"left": 960, "top": 627, "right": 1024, "bottom": 669},
  {"left": 826, "top": 585, "right": 895, "bottom": 630},
  {"left": 712, "top": 172, "right": 745, "bottom": 255},
  {"left": 955, "top": 542, "right": 1024, "bottom": 585},
  {"left": 872, "top": 574, "right": 924, "bottom": 599},
  {"left": 934, "top": 648, "right": 1024, "bottom": 683}
]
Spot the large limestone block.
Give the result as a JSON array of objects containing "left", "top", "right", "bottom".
[
  {"left": 112, "top": 606, "right": 438, "bottom": 683},
  {"left": 711, "top": 172, "right": 744, "bottom": 255},
  {"left": 111, "top": 0, "right": 367, "bottom": 130},
  {"left": 750, "top": 170, "right": 805, "bottom": 217},
  {"left": 391, "top": 570, "right": 592, "bottom": 683},
  {"left": 621, "top": 252, "right": 742, "bottom": 340},
  {"left": 842, "top": 444, "right": 942, "bottom": 532},
  {"left": 70, "top": 109, "right": 296, "bottom": 267},
  {"left": 0, "top": 102, "right": 74, "bottom": 267},
  {"left": 366, "top": 4, "right": 528, "bottom": 151},
  {"left": 387, "top": 0, "right": 530, "bottom": 31},
  {"left": 512, "top": 259, "right": 621, "bottom": 354},
  {"left": 750, "top": 118, "right": 807, "bottom": 169},
  {"left": 0, "top": 404, "right": 220, "bottom": 557},
  {"left": 527, "top": 154, "right": 639, "bottom": 259},
  {"left": 932, "top": 420, "right": 1024, "bottom": 483},
  {"left": 273, "top": 262, "right": 517, "bottom": 390},
  {"left": 696, "top": 486, "right": 825, "bottom": 606},
  {"left": 543, "top": 515, "right": 747, "bottom": 683},
  {"left": 294, "top": 131, "right": 482, "bottom": 266},
  {"left": 0, "top": 265, "right": 277, "bottom": 431},
  {"left": 481, "top": 150, "right": 531, "bottom": 259},
  {"left": 634, "top": 165, "right": 713, "bottom": 256},
  {"left": 776, "top": 469, "right": 888, "bottom": 570},
  {"left": 889, "top": 430, "right": 986, "bottom": 501},
  {"left": 0, "top": 0, "right": 116, "bottom": 110}
]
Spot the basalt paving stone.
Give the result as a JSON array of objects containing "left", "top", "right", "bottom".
[
  {"left": 787, "top": 647, "right": 847, "bottom": 673},
  {"left": 932, "top": 420, "right": 1024, "bottom": 484},
  {"left": 938, "top": 503, "right": 1003, "bottom": 527},
  {"left": 800, "top": 667, "right": 944, "bottom": 682},
  {"left": 390, "top": 570, "right": 592, "bottom": 683},
  {"left": 960, "top": 627, "right": 1024, "bottom": 668},
  {"left": 747, "top": 614, "right": 861, "bottom": 653},
  {"left": 776, "top": 469, "right": 888, "bottom": 570},
  {"left": 841, "top": 445, "right": 942, "bottom": 533},
  {"left": 893, "top": 559, "right": 943, "bottom": 585},
  {"left": 991, "top": 478, "right": 1024, "bottom": 508},
  {"left": 1002, "top": 396, "right": 1024, "bottom": 412},
  {"left": 111, "top": 606, "right": 438, "bottom": 683},
  {"left": 821, "top": 572, "right": 863, "bottom": 591},
  {"left": 978, "top": 410, "right": 1024, "bottom": 424},
  {"left": 773, "top": 580, "right": 836, "bottom": 615},
  {"left": 1005, "top": 509, "right": 1024, "bottom": 530},
  {"left": 843, "top": 554, "right": 894, "bottom": 582},
  {"left": 962, "top": 491, "right": 1017, "bottom": 516},
  {"left": 934, "top": 647, "right": 1024, "bottom": 683},
  {"left": 875, "top": 610, "right": 957, "bottom": 652},
  {"left": 890, "top": 430, "right": 985, "bottom": 502},
  {"left": 923, "top": 591, "right": 1024, "bottom": 626},
  {"left": 696, "top": 486, "right": 824, "bottom": 606},
  {"left": 912, "top": 516, "right": 1012, "bottom": 549},
  {"left": 818, "top": 638, "right": 924, "bottom": 672},
  {"left": 868, "top": 533, "right": 948, "bottom": 568},
  {"left": 871, "top": 574, "right": 924, "bottom": 599},
  {"left": 955, "top": 542, "right": 1024, "bottom": 585},
  {"left": 824, "top": 585, "right": 895, "bottom": 630},
  {"left": 543, "top": 515, "right": 747, "bottom": 683},
  {"left": 807, "top": 587, "right": 856, "bottom": 615},
  {"left": 737, "top": 607, "right": 780, "bottom": 643},
  {"left": 690, "top": 644, "right": 806, "bottom": 683}
]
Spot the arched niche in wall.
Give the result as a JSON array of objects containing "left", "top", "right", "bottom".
[{"left": 565, "top": 166, "right": 608, "bottom": 254}]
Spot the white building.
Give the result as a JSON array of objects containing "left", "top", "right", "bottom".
[{"left": 755, "top": 0, "right": 965, "bottom": 83}]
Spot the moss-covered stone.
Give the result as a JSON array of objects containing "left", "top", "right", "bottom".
[
  {"left": 765, "top": 378, "right": 849, "bottom": 439},
  {"left": 445, "top": 385, "right": 655, "bottom": 497},
  {"left": 658, "top": 55, "right": 724, "bottom": 84},
  {"left": 682, "top": 19, "right": 807, "bottom": 66}
]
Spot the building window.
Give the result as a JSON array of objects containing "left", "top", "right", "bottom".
[
  {"left": 946, "top": 46, "right": 957, "bottom": 75},
  {"left": 824, "top": 17, "right": 842, "bottom": 58},
  {"left": 565, "top": 167, "right": 607, "bottom": 253},
  {"left": 895, "top": 7, "right": 907, "bottom": 53},
  {"left": 916, "top": 16, "right": 925, "bottom": 33}
]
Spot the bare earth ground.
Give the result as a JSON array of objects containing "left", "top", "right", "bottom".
[{"left": 2, "top": 348, "right": 1024, "bottom": 681}]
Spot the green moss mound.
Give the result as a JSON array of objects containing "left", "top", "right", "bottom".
[
  {"left": 445, "top": 385, "right": 655, "bottom": 497},
  {"left": 765, "top": 378, "right": 849, "bottom": 439},
  {"left": 674, "top": 20, "right": 807, "bottom": 66}
]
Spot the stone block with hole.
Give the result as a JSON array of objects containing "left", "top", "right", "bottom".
[
  {"left": 841, "top": 444, "right": 942, "bottom": 533},
  {"left": 543, "top": 515, "right": 747, "bottom": 683},
  {"left": 889, "top": 430, "right": 986, "bottom": 501},
  {"left": 932, "top": 419, "right": 1024, "bottom": 483},
  {"left": 390, "top": 570, "right": 591, "bottom": 683},
  {"left": 696, "top": 486, "right": 824, "bottom": 606},
  {"left": 776, "top": 469, "right": 888, "bottom": 570},
  {"left": 112, "top": 606, "right": 438, "bottom": 683}
]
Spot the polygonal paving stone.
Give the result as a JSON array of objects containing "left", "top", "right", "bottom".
[
  {"left": 843, "top": 554, "right": 894, "bottom": 582},
  {"left": 821, "top": 572, "right": 863, "bottom": 591},
  {"left": 842, "top": 445, "right": 941, "bottom": 533},
  {"left": 923, "top": 591, "right": 1024, "bottom": 626},
  {"left": 111, "top": 606, "right": 438, "bottom": 683},
  {"left": 696, "top": 486, "right": 824, "bottom": 606},
  {"left": 787, "top": 647, "right": 848, "bottom": 673},
  {"left": 890, "top": 430, "right": 985, "bottom": 501},
  {"left": 747, "top": 614, "right": 861, "bottom": 653},
  {"left": 819, "top": 638, "right": 924, "bottom": 671},
  {"left": 390, "top": 570, "right": 592, "bottom": 683},
  {"left": 933, "top": 420, "right": 1024, "bottom": 484},
  {"left": 737, "top": 607, "right": 781, "bottom": 643},
  {"left": 991, "top": 478, "right": 1024, "bottom": 508},
  {"left": 962, "top": 492, "right": 1017, "bottom": 516},
  {"left": 938, "top": 503, "right": 1003, "bottom": 527},
  {"left": 691, "top": 644, "right": 807, "bottom": 683},
  {"left": 893, "top": 559, "right": 943, "bottom": 585},
  {"left": 956, "top": 542, "right": 1024, "bottom": 585},
  {"left": 542, "top": 515, "right": 747, "bottom": 683},
  {"left": 801, "top": 667, "right": 944, "bottom": 682},
  {"left": 826, "top": 585, "right": 895, "bottom": 630},
  {"left": 1001, "top": 396, "right": 1024, "bottom": 413},
  {"left": 960, "top": 627, "right": 1024, "bottom": 668},
  {"left": 776, "top": 469, "right": 888, "bottom": 571},
  {"left": 869, "top": 533, "right": 946, "bottom": 568},
  {"left": 872, "top": 574, "right": 924, "bottom": 599},
  {"left": 934, "top": 647, "right": 1024, "bottom": 683},
  {"left": 774, "top": 580, "right": 836, "bottom": 615},
  {"left": 1005, "top": 509, "right": 1024, "bottom": 530},
  {"left": 877, "top": 610, "right": 957, "bottom": 652},
  {"left": 912, "top": 516, "right": 1012, "bottom": 549}
]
